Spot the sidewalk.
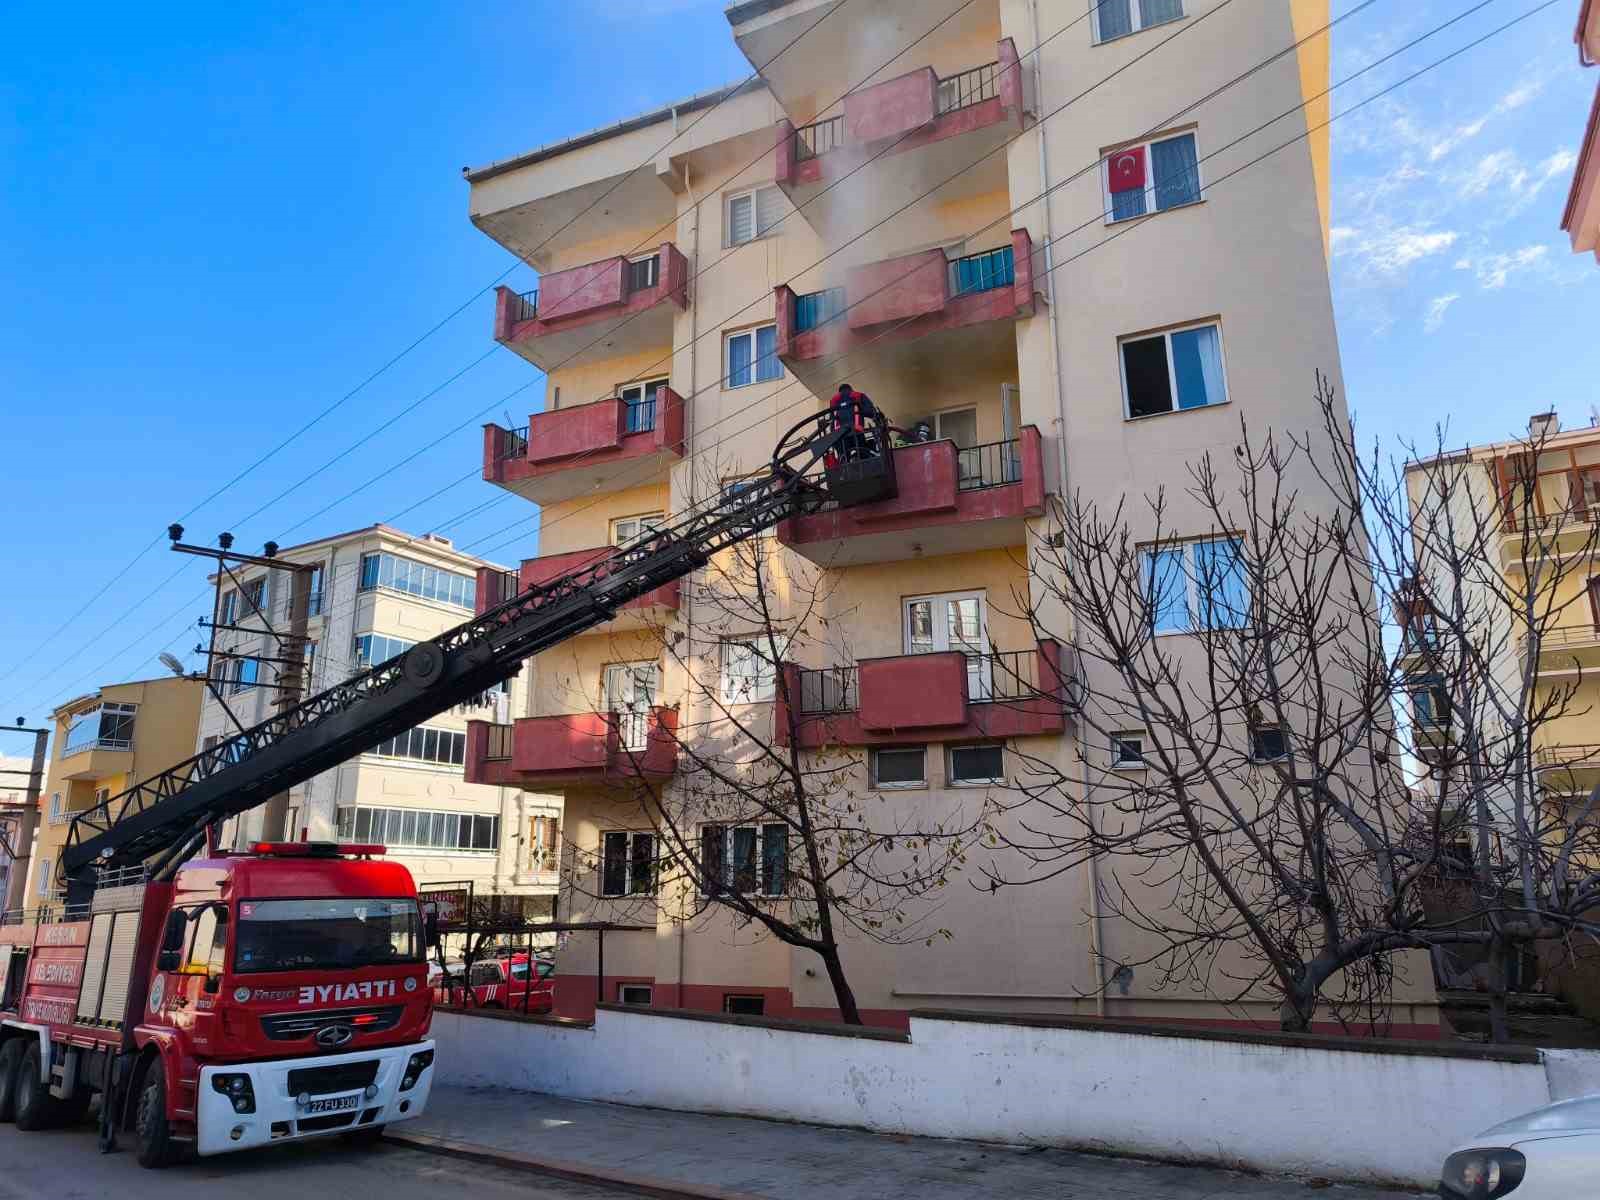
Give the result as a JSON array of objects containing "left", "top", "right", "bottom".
[{"left": 394, "top": 1084, "right": 1428, "bottom": 1200}]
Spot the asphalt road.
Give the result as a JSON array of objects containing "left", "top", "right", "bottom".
[{"left": 0, "top": 1118, "right": 643, "bottom": 1200}]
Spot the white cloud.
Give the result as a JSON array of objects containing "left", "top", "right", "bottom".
[
  {"left": 1451, "top": 147, "right": 1578, "bottom": 213},
  {"left": 1333, "top": 223, "right": 1460, "bottom": 278},
  {"left": 1423, "top": 293, "right": 1460, "bottom": 334},
  {"left": 1466, "top": 245, "right": 1550, "bottom": 290}
]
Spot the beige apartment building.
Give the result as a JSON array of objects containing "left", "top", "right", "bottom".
[
  {"left": 457, "top": 0, "right": 1437, "bottom": 1031},
  {"left": 1563, "top": 0, "right": 1599, "bottom": 259},
  {"left": 201, "top": 524, "right": 561, "bottom": 915}
]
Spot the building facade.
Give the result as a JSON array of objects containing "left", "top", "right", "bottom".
[
  {"left": 1563, "top": 0, "right": 1600, "bottom": 260},
  {"left": 199, "top": 524, "right": 561, "bottom": 915},
  {"left": 458, "top": 0, "right": 1437, "bottom": 1031},
  {"left": 25, "top": 676, "right": 204, "bottom": 903},
  {"left": 0, "top": 755, "right": 32, "bottom": 911}
]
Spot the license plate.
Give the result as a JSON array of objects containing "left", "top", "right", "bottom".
[{"left": 304, "top": 1094, "right": 359, "bottom": 1114}]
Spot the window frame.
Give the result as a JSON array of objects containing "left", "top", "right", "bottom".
[
  {"left": 1111, "top": 732, "right": 1147, "bottom": 769},
  {"left": 600, "top": 830, "right": 658, "bottom": 898},
  {"left": 869, "top": 745, "right": 928, "bottom": 790},
  {"left": 1411, "top": 678, "right": 1452, "bottom": 729},
  {"left": 718, "top": 638, "right": 785, "bottom": 705},
  {"left": 610, "top": 511, "right": 666, "bottom": 547},
  {"left": 1119, "top": 319, "right": 1229, "bottom": 420},
  {"left": 1091, "top": 0, "right": 1186, "bottom": 44},
  {"left": 700, "top": 822, "right": 788, "bottom": 897},
  {"left": 946, "top": 743, "right": 1007, "bottom": 787},
  {"left": 1140, "top": 536, "right": 1249, "bottom": 635},
  {"left": 618, "top": 983, "right": 654, "bottom": 1006},
  {"left": 1250, "top": 727, "right": 1289, "bottom": 763},
  {"left": 724, "top": 184, "right": 783, "bottom": 247},
  {"left": 724, "top": 324, "right": 782, "bottom": 389},
  {"left": 1102, "top": 129, "right": 1202, "bottom": 223},
  {"left": 723, "top": 994, "right": 767, "bottom": 1016}
]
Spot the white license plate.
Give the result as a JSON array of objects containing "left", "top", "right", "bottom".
[{"left": 304, "top": 1094, "right": 359, "bottom": 1114}]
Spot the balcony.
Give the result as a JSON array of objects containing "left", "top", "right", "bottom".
[
  {"left": 465, "top": 709, "right": 679, "bottom": 790},
  {"left": 1535, "top": 744, "right": 1600, "bottom": 792},
  {"left": 1522, "top": 625, "right": 1600, "bottom": 675},
  {"left": 474, "top": 548, "right": 680, "bottom": 630},
  {"left": 1497, "top": 509, "right": 1600, "bottom": 570},
  {"left": 778, "top": 426, "right": 1045, "bottom": 566},
  {"left": 483, "top": 386, "right": 686, "bottom": 506},
  {"left": 775, "top": 642, "right": 1069, "bottom": 749},
  {"left": 493, "top": 243, "right": 688, "bottom": 372},
  {"left": 772, "top": 39, "right": 1025, "bottom": 238},
  {"left": 775, "top": 231, "right": 1039, "bottom": 394}
]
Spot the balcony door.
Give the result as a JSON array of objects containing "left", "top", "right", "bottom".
[
  {"left": 618, "top": 378, "right": 667, "bottom": 434},
  {"left": 904, "top": 591, "right": 990, "bottom": 700},
  {"left": 603, "top": 663, "right": 659, "bottom": 751}
]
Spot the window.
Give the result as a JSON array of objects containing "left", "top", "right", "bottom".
[
  {"left": 604, "top": 662, "right": 660, "bottom": 751},
  {"left": 1141, "top": 537, "right": 1248, "bottom": 634},
  {"left": 610, "top": 512, "right": 665, "bottom": 547},
  {"left": 870, "top": 746, "right": 927, "bottom": 789},
  {"left": 358, "top": 552, "right": 476, "bottom": 609},
  {"left": 35, "top": 858, "right": 50, "bottom": 897},
  {"left": 1121, "top": 321, "right": 1226, "bottom": 419},
  {"left": 469, "top": 961, "right": 503, "bottom": 987},
  {"left": 948, "top": 744, "right": 1005, "bottom": 786},
  {"left": 63, "top": 702, "right": 138, "bottom": 755},
  {"left": 723, "top": 995, "right": 766, "bottom": 1016},
  {"left": 1094, "top": 0, "right": 1184, "bottom": 43},
  {"left": 601, "top": 831, "right": 656, "bottom": 897},
  {"left": 354, "top": 633, "right": 416, "bottom": 669},
  {"left": 185, "top": 905, "right": 227, "bottom": 975},
  {"left": 904, "top": 592, "right": 989, "bottom": 699},
  {"left": 719, "top": 640, "right": 783, "bottom": 704},
  {"left": 701, "top": 823, "right": 787, "bottom": 896},
  {"left": 530, "top": 815, "right": 561, "bottom": 871},
  {"left": 306, "top": 564, "right": 325, "bottom": 617},
  {"left": 48, "top": 793, "right": 63, "bottom": 825},
  {"left": 303, "top": 640, "right": 318, "bottom": 687},
  {"left": 618, "top": 378, "right": 667, "bottom": 434},
  {"left": 241, "top": 576, "right": 269, "bottom": 618},
  {"left": 726, "top": 185, "right": 784, "bottom": 246},
  {"left": 618, "top": 984, "right": 653, "bottom": 1006},
  {"left": 1105, "top": 130, "right": 1201, "bottom": 222},
  {"left": 1111, "top": 733, "right": 1146, "bottom": 768},
  {"left": 1412, "top": 679, "right": 1451, "bottom": 729},
  {"left": 625, "top": 254, "right": 659, "bottom": 292},
  {"left": 369, "top": 725, "right": 467, "bottom": 766},
  {"left": 337, "top": 805, "right": 500, "bottom": 851},
  {"left": 228, "top": 657, "right": 259, "bottom": 694},
  {"left": 1251, "top": 727, "right": 1288, "bottom": 763},
  {"left": 219, "top": 590, "right": 238, "bottom": 626},
  {"left": 725, "top": 325, "right": 782, "bottom": 388}
]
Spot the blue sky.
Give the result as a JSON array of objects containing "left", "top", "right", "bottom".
[{"left": 0, "top": 0, "right": 1593, "bottom": 726}]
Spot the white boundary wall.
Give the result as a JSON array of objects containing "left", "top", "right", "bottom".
[{"left": 430, "top": 1008, "right": 1600, "bottom": 1187}]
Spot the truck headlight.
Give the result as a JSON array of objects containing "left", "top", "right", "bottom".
[
  {"left": 211, "top": 1073, "right": 256, "bottom": 1115},
  {"left": 1440, "top": 1148, "right": 1525, "bottom": 1198},
  {"left": 399, "top": 1049, "right": 434, "bottom": 1092}
]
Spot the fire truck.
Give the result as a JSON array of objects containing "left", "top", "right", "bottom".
[{"left": 0, "top": 411, "right": 893, "bottom": 1168}]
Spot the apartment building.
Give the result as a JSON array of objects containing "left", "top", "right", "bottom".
[
  {"left": 458, "top": 0, "right": 1437, "bottom": 1030},
  {"left": 1564, "top": 0, "right": 1600, "bottom": 259},
  {"left": 25, "top": 676, "right": 204, "bottom": 903},
  {"left": 0, "top": 755, "right": 31, "bottom": 911},
  {"left": 199, "top": 524, "right": 561, "bottom": 915}
]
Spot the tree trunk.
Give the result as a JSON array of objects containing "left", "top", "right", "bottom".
[
  {"left": 1279, "top": 989, "right": 1314, "bottom": 1033},
  {"left": 1487, "top": 937, "right": 1511, "bottom": 1044},
  {"left": 818, "top": 944, "right": 863, "bottom": 1025}
]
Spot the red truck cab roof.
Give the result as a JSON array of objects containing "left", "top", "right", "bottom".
[{"left": 174, "top": 845, "right": 419, "bottom": 903}]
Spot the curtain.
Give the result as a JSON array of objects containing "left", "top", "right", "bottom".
[
  {"left": 1152, "top": 134, "right": 1201, "bottom": 210},
  {"left": 1140, "top": 0, "right": 1183, "bottom": 25},
  {"left": 755, "top": 186, "right": 784, "bottom": 237},
  {"left": 1095, "top": 0, "right": 1133, "bottom": 40},
  {"left": 728, "top": 332, "right": 752, "bottom": 386},
  {"left": 756, "top": 324, "right": 781, "bottom": 381},
  {"left": 1171, "top": 324, "right": 1225, "bottom": 408},
  {"left": 1110, "top": 186, "right": 1147, "bottom": 222},
  {"left": 761, "top": 825, "right": 787, "bottom": 895},
  {"left": 728, "top": 194, "right": 754, "bottom": 244}
]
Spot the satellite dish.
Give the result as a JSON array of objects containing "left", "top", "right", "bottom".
[{"left": 159, "top": 653, "right": 187, "bottom": 678}]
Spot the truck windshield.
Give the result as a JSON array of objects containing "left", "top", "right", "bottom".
[{"left": 233, "top": 898, "right": 423, "bottom": 974}]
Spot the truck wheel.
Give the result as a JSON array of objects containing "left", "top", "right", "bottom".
[
  {"left": 0, "top": 1039, "right": 23, "bottom": 1122},
  {"left": 134, "top": 1066, "right": 178, "bottom": 1169},
  {"left": 13, "top": 1045, "right": 56, "bottom": 1131}
]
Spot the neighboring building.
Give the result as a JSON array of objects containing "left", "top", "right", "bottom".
[
  {"left": 201, "top": 524, "right": 560, "bottom": 917},
  {"left": 25, "top": 676, "right": 204, "bottom": 903},
  {"left": 1563, "top": 0, "right": 1600, "bottom": 259},
  {"left": 0, "top": 754, "right": 32, "bottom": 911},
  {"left": 459, "top": 0, "right": 1434, "bottom": 1030}
]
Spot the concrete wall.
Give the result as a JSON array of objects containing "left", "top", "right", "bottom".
[{"left": 431, "top": 1005, "right": 1600, "bottom": 1188}]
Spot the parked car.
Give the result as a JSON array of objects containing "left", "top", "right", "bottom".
[
  {"left": 432, "top": 953, "right": 554, "bottom": 1012},
  {"left": 1439, "top": 1094, "right": 1600, "bottom": 1197}
]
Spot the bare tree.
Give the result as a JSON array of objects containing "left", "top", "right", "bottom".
[{"left": 986, "top": 375, "right": 1600, "bottom": 1036}]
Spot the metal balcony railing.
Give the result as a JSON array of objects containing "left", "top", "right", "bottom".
[
  {"left": 625, "top": 255, "right": 660, "bottom": 293},
  {"left": 1536, "top": 744, "right": 1600, "bottom": 769},
  {"left": 797, "top": 665, "right": 859, "bottom": 715},
  {"left": 501, "top": 426, "right": 529, "bottom": 460},
  {"left": 947, "top": 245, "right": 1015, "bottom": 296},
  {"left": 485, "top": 723, "right": 514, "bottom": 761},
  {"left": 935, "top": 60, "right": 1000, "bottom": 115},
  {"left": 796, "top": 650, "right": 1044, "bottom": 716},
  {"left": 794, "top": 287, "right": 847, "bottom": 333},
  {"left": 511, "top": 289, "right": 539, "bottom": 323},
  {"left": 794, "top": 115, "right": 845, "bottom": 162},
  {"left": 956, "top": 439, "right": 1023, "bottom": 492},
  {"left": 623, "top": 396, "right": 658, "bottom": 434}
]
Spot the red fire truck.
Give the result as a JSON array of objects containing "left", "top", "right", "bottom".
[
  {"left": 0, "top": 842, "right": 435, "bottom": 1165},
  {"left": 0, "top": 410, "right": 891, "bottom": 1170}
]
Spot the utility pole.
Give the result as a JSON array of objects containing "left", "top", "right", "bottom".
[
  {"left": 168, "top": 526, "right": 314, "bottom": 844},
  {"left": 0, "top": 721, "right": 50, "bottom": 917}
]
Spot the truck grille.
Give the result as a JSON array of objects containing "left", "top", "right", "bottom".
[
  {"left": 287, "top": 1060, "right": 379, "bottom": 1097},
  {"left": 260, "top": 1005, "right": 404, "bottom": 1042}
]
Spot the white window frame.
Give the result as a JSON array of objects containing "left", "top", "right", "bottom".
[
  {"left": 618, "top": 984, "right": 654, "bottom": 1005},
  {"left": 1102, "top": 130, "right": 1203, "bottom": 224},
  {"left": 1092, "top": 0, "right": 1186, "bottom": 47},
  {"left": 1111, "top": 732, "right": 1146, "bottom": 769},
  {"left": 725, "top": 185, "right": 783, "bottom": 247},
  {"left": 48, "top": 792, "right": 64, "bottom": 825},
  {"left": 869, "top": 745, "right": 928, "bottom": 790},
  {"left": 1118, "top": 320, "right": 1229, "bottom": 420},
  {"left": 701, "top": 822, "right": 788, "bottom": 897},
  {"left": 603, "top": 662, "right": 660, "bottom": 751},
  {"left": 617, "top": 377, "right": 668, "bottom": 433},
  {"left": 946, "top": 743, "right": 1006, "bottom": 787},
  {"left": 600, "top": 830, "right": 657, "bottom": 898},
  {"left": 36, "top": 857, "right": 51, "bottom": 897},
  {"left": 903, "top": 591, "right": 990, "bottom": 700},
  {"left": 724, "top": 324, "right": 782, "bottom": 389},
  {"left": 1140, "top": 536, "right": 1250, "bottom": 635},
  {"left": 719, "top": 638, "right": 786, "bottom": 705},
  {"left": 625, "top": 252, "right": 660, "bottom": 291},
  {"left": 610, "top": 512, "right": 665, "bottom": 547}
]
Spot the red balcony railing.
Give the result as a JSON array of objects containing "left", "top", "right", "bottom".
[{"left": 465, "top": 708, "right": 679, "bottom": 788}]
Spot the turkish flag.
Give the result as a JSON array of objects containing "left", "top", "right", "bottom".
[{"left": 1108, "top": 146, "right": 1146, "bottom": 193}]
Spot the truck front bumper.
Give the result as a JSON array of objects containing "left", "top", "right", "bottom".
[{"left": 195, "top": 1039, "right": 435, "bottom": 1156}]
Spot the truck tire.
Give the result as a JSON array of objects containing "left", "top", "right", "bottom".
[
  {"left": 0, "top": 1039, "right": 23, "bottom": 1123},
  {"left": 134, "top": 1065, "right": 179, "bottom": 1169},
  {"left": 13, "top": 1044, "right": 55, "bottom": 1131}
]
